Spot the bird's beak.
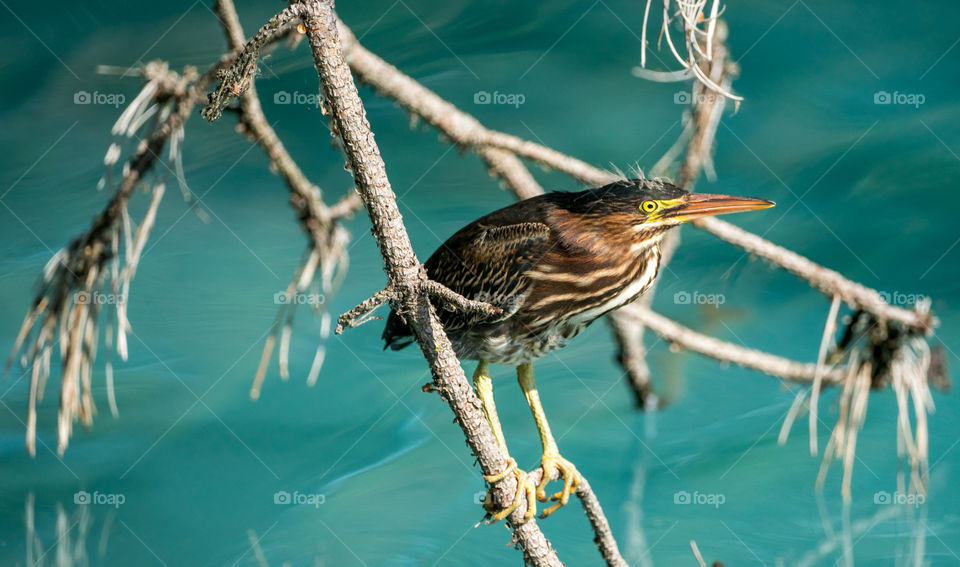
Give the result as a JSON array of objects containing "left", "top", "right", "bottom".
[{"left": 665, "top": 193, "right": 775, "bottom": 222}]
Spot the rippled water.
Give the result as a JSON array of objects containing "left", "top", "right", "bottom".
[{"left": 1, "top": 1, "right": 959, "bottom": 565}]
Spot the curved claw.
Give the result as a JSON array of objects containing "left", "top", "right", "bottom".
[
  {"left": 483, "top": 458, "right": 517, "bottom": 483},
  {"left": 483, "top": 462, "right": 537, "bottom": 523},
  {"left": 536, "top": 453, "right": 580, "bottom": 518}
]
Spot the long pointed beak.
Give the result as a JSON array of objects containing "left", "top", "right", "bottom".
[{"left": 665, "top": 193, "right": 775, "bottom": 221}]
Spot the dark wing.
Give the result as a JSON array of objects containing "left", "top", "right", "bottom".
[{"left": 382, "top": 220, "right": 552, "bottom": 350}]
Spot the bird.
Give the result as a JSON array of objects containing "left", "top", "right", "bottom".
[{"left": 382, "top": 178, "right": 773, "bottom": 521}]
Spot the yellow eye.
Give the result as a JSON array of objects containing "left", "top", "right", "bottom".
[{"left": 640, "top": 200, "right": 659, "bottom": 214}]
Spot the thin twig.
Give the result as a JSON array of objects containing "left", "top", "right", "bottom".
[
  {"left": 577, "top": 476, "right": 628, "bottom": 567},
  {"left": 690, "top": 540, "right": 708, "bottom": 567},
  {"left": 421, "top": 280, "right": 504, "bottom": 318},
  {"left": 335, "top": 286, "right": 396, "bottom": 334},
  {"left": 810, "top": 294, "right": 842, "bottom": 455}
]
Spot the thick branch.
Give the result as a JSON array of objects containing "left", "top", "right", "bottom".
[
  {"left": 477, "top": 146, "right": 545, "bottom": 200},
  {"left": 693, "top": 216, "right": 933, "bottom": 331},
  {"left": 621, "top": 306, "right": 845, "bottom": 383},
  {"left": 290, "top": 2, "right": 563, "bottom": 564}
]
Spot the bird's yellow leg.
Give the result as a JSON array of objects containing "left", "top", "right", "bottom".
[
  {"left": 473, "top": 361, "right": 536, "bottom": 522},
  {"left": 517, "top": 362, "right": 580, "bottom": 517},
  {"left": 474, "top": 361, "right": 508, "bottom": 455}
]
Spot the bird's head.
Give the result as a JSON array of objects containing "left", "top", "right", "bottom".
[
  {"left": 552, "top": 179, "right": 774, "bottom": 252},
  {"left": 627, "top": 179, "right": 774, "bottom": 233}
]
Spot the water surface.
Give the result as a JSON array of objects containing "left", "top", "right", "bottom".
[{"left": 1, "top": 1, "right": 958, "bottom": 565}]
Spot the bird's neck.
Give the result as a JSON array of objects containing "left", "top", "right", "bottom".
[{"left": 628, "top": 231, "right": 664, "bottom": 258}]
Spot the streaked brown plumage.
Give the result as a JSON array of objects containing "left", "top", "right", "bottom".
[{"left": 382, "top": 177, "right": 773, "bottom": 521}]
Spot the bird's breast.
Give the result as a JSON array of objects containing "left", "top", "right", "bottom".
[
  {"left": 564, "top": 251, "right": 661, "bottom": 325},
  {"left": 522, "top": 247, "right": 662, "bottom": 330},
  {"left": 456, "top": 247, "right": 662, "bottom": 365}
]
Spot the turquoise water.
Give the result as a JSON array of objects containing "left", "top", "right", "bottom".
[{"left": 2, "top": 1, "right": 959, "bottom": 565}]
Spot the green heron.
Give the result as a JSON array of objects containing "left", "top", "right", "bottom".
[{"left": 383, "top": 178, "right": 773, "bottom": 521}]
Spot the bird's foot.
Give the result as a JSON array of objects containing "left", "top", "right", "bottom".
[
  {"left": 536, "top": 452, "right": 581, "bottom": 518},
  {"left": 482, "top": 458, "right": 537, "bottom": 523}
]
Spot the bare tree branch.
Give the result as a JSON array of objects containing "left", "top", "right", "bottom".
[
  {"left": 9, "top": 62, "right": 208, "bottom": 456},
  {"left": 9, "top": 2, "right": 347, "bottom": 453},
  {"left": 204, "top": 2, "right": 573, "bottom": 564},
  {"left": 212, "top": 0, "right": 360, "bottom": 398},
  {"left": 335, "top": 286, "right": 395, "bottom": 334},
  {"left": 421, "top": 280, "right": 504, "bottom": 318},
  {"left": 619, "top": 305, "right": 845, "bottom": 383}
]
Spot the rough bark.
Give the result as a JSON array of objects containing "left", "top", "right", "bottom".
[{"left": 292, "top": 2, "right": 563, "bottom": 564}]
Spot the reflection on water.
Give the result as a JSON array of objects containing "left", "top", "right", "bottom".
[
  {"left": 788, "top": 498, "right": 928, "bottom": 567},
  {"left": 23, "top": 490, "right": 929, "bottom": 567},
  {"left": 621, "top": 417, "right": 932, "bottom": 567},
  {"left": 24, "top": 493, "right": 114, "bottom": 567},
  {"left": 22, "top": 495, "right": 329, "bottom": 567},
  {"left": 623, "top": 470, "right": 931, "bottom": 567}
]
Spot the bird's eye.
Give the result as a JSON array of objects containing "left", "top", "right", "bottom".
[{"left": 640, "top": 200, "right": 659, "bottom": 214}]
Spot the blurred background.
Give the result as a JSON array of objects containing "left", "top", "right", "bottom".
[{"left": 1, "top": 1, "right": 958, "bottom": 565}]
